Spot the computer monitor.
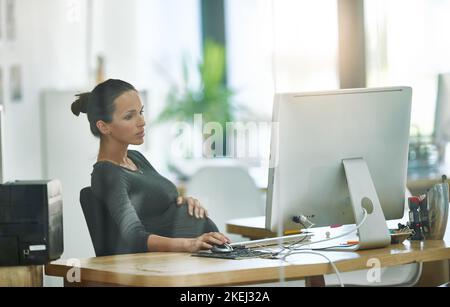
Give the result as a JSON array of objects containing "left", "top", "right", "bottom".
[{"left": 265, "top": 87, "right": 412, "bottom": 250}]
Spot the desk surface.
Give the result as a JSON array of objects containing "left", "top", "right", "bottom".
[
  {"left": 47, "top": 169, "right": 450, "bottom": 287},
  {"left": 45, "top": 239, "right": 450, "bottom": 287},
  {"left": 0, "top": 265, "right": 43, "bottom": 287}
]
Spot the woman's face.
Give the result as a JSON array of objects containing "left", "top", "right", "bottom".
[{"left": 104, "top": 90, "right": 146, "bottom": 145}]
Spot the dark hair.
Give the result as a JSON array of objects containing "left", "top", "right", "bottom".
[{"left": 71, "top": 79, "right": 136, "bottom": 137}]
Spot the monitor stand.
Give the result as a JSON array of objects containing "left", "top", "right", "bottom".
[{"left": 342, "top": 158, "right": 391, "bottom": 250}]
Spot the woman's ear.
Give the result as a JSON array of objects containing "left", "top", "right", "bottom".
[{"left": 96, "top": 120, "right": 111, "bottom": 135}]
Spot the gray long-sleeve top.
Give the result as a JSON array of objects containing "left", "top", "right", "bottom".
[{"left": 91, "top": 150, "right": 218, "bottom": 253}]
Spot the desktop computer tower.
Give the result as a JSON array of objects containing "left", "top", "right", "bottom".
[{"left": 0, "top": 179, "right": 64, "bottom": 266}]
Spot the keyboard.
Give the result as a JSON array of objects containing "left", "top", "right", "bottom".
[{"left": 192, "top": 246, "right": 274, "bottom": 260}]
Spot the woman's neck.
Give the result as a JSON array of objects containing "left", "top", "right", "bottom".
[{"left": 98, "top": 138, "right": 129, "bottom": 164}]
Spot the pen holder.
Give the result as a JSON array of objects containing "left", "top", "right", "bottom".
[{"left": 425, "top": 179, "right": 449, "bottom": 240}]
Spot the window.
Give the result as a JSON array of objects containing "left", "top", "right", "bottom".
[
  {"left": 365, "top": 0, "right": 450, "bottom": 137},
  {"left": 225, "top": 0, "right": 339, "bottom": 119}
]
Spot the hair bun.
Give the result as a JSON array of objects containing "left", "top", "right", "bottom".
[{"left": 71, "top": 92, "right": 91, "bottom": 116}]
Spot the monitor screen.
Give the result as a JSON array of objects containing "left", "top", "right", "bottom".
[{"left": 265, "top": 87, "right": 412, "bottom": 233}]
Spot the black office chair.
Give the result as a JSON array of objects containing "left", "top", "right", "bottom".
[{"left": 79, "top": 187, "right": 132, "bottom": 257}]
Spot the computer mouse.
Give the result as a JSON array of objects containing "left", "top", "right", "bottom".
[{"left": 211, "top": 243, "right": 233, "bottom": 253}]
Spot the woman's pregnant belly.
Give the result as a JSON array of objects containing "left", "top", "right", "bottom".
[{"left": 144, "top": 204, "right": 219, "bottom": 238}]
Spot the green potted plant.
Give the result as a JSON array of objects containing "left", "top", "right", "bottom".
[{"left": 156, "top": 40, "right": 237, "bottom": 157}]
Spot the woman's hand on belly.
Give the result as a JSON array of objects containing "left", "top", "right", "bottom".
[{"left": 177, "top": 196, "right": 208, "bottom": 219}]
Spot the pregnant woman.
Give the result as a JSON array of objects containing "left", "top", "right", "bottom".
[{"left": 71, "top": 79, "right": 229, "bottom": 254}]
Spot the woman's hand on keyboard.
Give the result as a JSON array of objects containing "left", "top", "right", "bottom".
[
  {"left": 177, "top": 196, "right": 208, "bottom": 219},
  {"left": 185, "top": 232, "right": 230, "bottom": 253}
]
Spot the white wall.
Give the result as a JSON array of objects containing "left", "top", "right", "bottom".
[{"left": 1, "top": 0, "right": 89, "bottom": 182}]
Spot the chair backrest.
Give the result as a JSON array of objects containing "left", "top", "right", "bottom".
[
  {"left": 79, "top": 187, "right": 130, "bottom": 257},
  {"left": 185, "top": 166, "right": 265, "bottom": 241}
]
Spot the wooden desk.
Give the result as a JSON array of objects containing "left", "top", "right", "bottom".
[
  {"left": 46, "top": 172, "right": 450, "bottom": 287},
  {"left": 45, "top": 239, "right": 450, "bottom": 287},
  {"left": 226, "top": 215, "right": 450, "bottom": 287},
  {"left": 227, "top": 216, "right": 275, "bottom": 240},
  {"left": 0, "top": 265, "right": 43, "bottom": 287}
]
